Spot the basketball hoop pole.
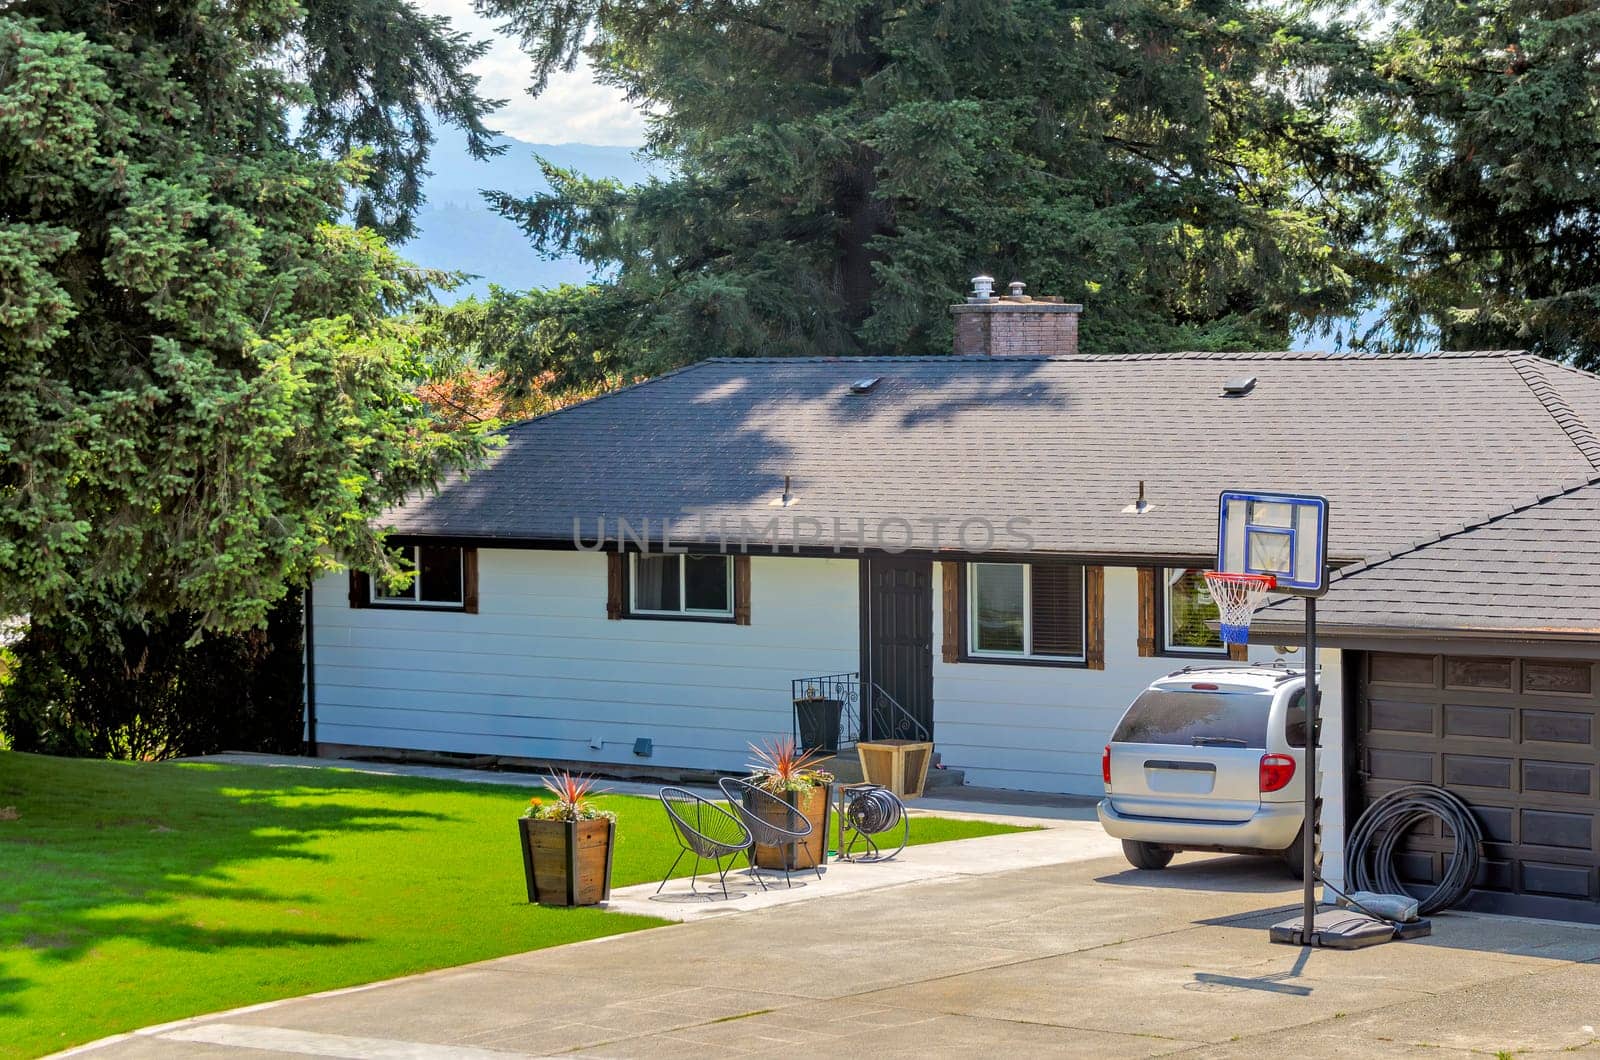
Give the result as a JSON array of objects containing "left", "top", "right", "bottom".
[
  {"left": 1301, "top": 596, "right": 1318, "bottom": 942},
  {"left": 1211, "top": 489, "right": 1331, "bottom": 946}
]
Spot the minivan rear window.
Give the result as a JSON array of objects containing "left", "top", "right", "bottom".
[{"left": 1112, "top": 690, "right": 1273, "bottom": 748}]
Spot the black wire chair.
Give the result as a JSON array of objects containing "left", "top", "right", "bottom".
[
  {"left": 718, "top": 776, "right": 821, "bottom": 887},
  {"left": 657, "top": 786, "right": 756, "bottom": 899},
  {"left": 839, "top": 783, "right": 909, "bottom": 862}
]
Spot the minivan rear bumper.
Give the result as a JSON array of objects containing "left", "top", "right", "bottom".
[{"left": 1097, "top": 798, "right": 1302, "bottom": 852}]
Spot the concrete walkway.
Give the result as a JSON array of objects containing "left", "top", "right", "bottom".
[{"left": 67, "top": 848, "right": 1600, "bottom": 1058}]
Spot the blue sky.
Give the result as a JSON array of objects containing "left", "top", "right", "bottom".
[{"left": 418, "top": 0, "right": 647, "bottom": 146}]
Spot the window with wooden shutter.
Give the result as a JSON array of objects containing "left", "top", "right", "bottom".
[
  {"left": 626, "top": 553, "right": 735, "bottom": 619},
  {"left": 963, "top": 560, "right": 1086, "bottom": 665},
  {"left": 1083, "top": 565, "right": 1104, "bottom": 670},
  {"left": 353, "top": 545, "right": 474, "bottom": 613},
  {"left": 606, "top": 552, "right": 624, "bottom": 619},
  {"left": 348, "top": 571, "right": 371, "bottom": 609},
  {"left": 733, "top": 554, "right": 751, "bottom": 625},
  {"left": 941, "top": 562, "right": 961, "bottom": 663},
  {"left": 462, "top": 548, "right": 479, "bottom": 614},
  {"left": 1149, "top": 566, "right": 1232, "bottom": 658},
  {"left": 1136, "top": 567, "right": 1158, "bottom": 657}
]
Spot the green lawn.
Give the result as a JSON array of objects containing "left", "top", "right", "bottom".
[{"left": 0, "top": 752, "right": 1026, "bottom": 1057}]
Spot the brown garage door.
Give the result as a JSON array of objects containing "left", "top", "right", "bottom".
[{"left": 1357, "top": 650, "right": 1600, "bottom": 923}]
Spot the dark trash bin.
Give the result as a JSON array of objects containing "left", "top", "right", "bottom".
[{"left": 794, "top": 697, "right": 844, "bottom": 753}]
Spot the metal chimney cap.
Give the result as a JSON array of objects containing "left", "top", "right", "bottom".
[
  {"left": 1007, "top": 280, "right": 1027, "bottom": 298},
  {"left": 969, "top": 275, "right": 995, "bottom": 302}
]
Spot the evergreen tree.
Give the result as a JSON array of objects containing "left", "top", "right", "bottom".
[
  {"left": 1367, "top": 0, "right": 1600, "bottom": 367},
  {"left": 466, "top": 0, "right": 1381, "bottom": 387},
  {"left": 0, "top": 1, "right": 499, "bottom": 656}
]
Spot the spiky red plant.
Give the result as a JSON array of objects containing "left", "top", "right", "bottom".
[
  {"left": 523, "top": 771, "right": 613, "bottom": 822},
  {"left": 542, "top": 771, "right": 598, "bottom": 806},
  {"left": 747, "top": 737, "right": 834, "bottom": 793}
]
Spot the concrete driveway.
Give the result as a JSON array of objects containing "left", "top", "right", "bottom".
[{"left": 68, "top": 850, "right": 1600, "bottom": 1059}]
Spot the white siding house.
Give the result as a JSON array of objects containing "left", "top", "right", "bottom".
[
  {"left": 310, "top": 550, "right": 1348, "bottom": 817},
  {"left": 312, "top": 551, "right": 859, "bottom": 772},
  {"left": 298, "top": 305, "right": 1600, "bottom": 923}
]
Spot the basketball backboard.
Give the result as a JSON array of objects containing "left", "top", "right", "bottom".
[{"left": 1216, "top": 490, "right": 1329, "bottom": 596}]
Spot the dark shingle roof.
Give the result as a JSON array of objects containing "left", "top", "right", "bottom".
[
  {"left": 386, "top": 349, "right": 1600, "bottom": 563},
  {"left": 1252, "top": 476, "right": 1600, "bottom": 637}
]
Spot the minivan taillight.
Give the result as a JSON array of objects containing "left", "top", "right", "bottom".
[
  {"left": 1102, "top": 745, "right": 1112, "bottom": 785},
  {"left": 1259, "top": 753, "right": 1296, "bottom": 793}
]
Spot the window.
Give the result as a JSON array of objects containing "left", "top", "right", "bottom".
[
  {"left": 1164, "top": 567, "right": 1225, "bottom": 654},
  {"left": 1113, "top": 689, "right": 1274, "bottom": 749},
  {"left": 630, "top": 553, "right": 733, "bottom": 618},
  {"left": 1285, "top": 688, "right": 1323, "bottom": 749},
  {"left": 369, "top": 545, "right": 465, "bottom": 608},
  {"left": 967, "top": 561, "right": 1084, "bottom": 662}
]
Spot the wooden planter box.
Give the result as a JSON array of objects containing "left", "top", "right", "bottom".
[
  {"left": 857, "top": 740, "right": 933, "bottom": 799},
  {"left": 518, "top": 817, "right": 615, "bottom": 906},
  {"left": 751, "top": 783, "right": 831, "bottom": 870}
]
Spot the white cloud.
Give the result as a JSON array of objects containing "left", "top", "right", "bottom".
[{"left": 419, "top": 0, "right": 647, "bottom": 146}]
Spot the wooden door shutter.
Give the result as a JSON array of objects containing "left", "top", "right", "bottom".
[
  {"left": 606, "top": 552, "right": 624, "bottom": 619},
  {"left": 941, "top": 561, "right": 961, "bottom": 663},
  {"left": 348, "top": 570, "right": 370, "bottom": 609},
  {"left": 1137, "top": 567, "right": 1158, "bottom": 657},
  {"left": 733, "top": 554, "right": 752, "bottom": 625},
  {"left": 462, "top": 548, "right": 480, "bottom": 614},
  {"left": 1083, "top": 565, "right": 1105, "bottom": 670}
]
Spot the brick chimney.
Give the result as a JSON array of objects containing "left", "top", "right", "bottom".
[{"left": 951, "top": 276, "right": 1082, "bottom": 356}]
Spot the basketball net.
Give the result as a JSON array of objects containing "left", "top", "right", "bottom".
[{"left": 1204, "top": 572, "right": 1277, "bottom": 645}]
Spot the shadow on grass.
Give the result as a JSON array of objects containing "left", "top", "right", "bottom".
[
  {"left": 0, "top": 755, "right": 464, "bottom": 973},
  {"left": 0, "top": 974, "right": 23, "bottom": 1017}
]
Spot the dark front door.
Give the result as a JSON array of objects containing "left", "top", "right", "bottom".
[
  {"left": 862, "top": 556, "right": 934, "bottom": 741},
  {"left": 1356, "top": 650, "right": 1600, "bottom": 924}
]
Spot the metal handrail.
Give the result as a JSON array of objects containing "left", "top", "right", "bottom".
[
  {"left": 866, "top": 682, "right": 930, "bottom": 743},
  {"left": 791, "top": 672, "right": 861, "bottom": 749},
  {"left": 790, "top": 672, "right": 929, "bottom": 747}
]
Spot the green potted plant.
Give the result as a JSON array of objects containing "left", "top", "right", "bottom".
[
  {"left": 518, "top": 772, "right": 616, "bottom": 907},
  {"left": 745, "top": 738, "right": 834, "bottom": 870}
]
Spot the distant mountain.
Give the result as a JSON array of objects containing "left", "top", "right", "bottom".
[
  {"left": 401, "top": 127, "right": 654, "bottom": 301},
  {"left": 399, "top": 129, "right": 1347, "bottom": 350}
]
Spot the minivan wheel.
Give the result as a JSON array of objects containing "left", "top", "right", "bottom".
[
  {"left": 1280, "top": 820, "right": 1323, "bottom": 880},
  {"left": 1122, "top": 840, "right": 1175, "bottom": 870}
]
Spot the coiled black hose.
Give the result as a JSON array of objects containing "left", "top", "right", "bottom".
[
  {"left": 845, "top": 785, "right": 904, "bottom": 835},
  {"left": 1346, "top": 783, "right": 1483, "bottom": 915}
]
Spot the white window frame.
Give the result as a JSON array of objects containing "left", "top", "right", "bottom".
[
  {"left": 629, "top": 553, "right": 734, "bottom": 618},
  {"left": 966, "top": 562, "right": 1085, "bottom": 662},
  {"left": 1164, "top": 566, "right": 1227, "bottom": 655},
  {"left": 369, "top": 545, "right": 465, "bottom": 608}
]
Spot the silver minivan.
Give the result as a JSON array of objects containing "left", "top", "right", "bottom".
[{"left": 1097, "top": 664, "right": 1316, "bottom": 874}]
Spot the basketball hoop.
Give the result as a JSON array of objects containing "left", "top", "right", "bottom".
[{"left": 1204, "top": 572, "right": 1276, "bottom": 645}]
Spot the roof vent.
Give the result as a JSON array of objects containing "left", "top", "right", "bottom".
[
  {"left": 1121, "top": 480, "right": 1154, "bottom": 515},
  {"left": 769, "top": 474, "right": 799, "bottom": 508},
  {"left": 849, "top": 376, "right": 881, "bottom": 394},
  {"left": 968, "top": 275, "right": 995, "bottom": 303},
  {"left": 1221, "top": 375, "right": 1257, "bottom": 397}
]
